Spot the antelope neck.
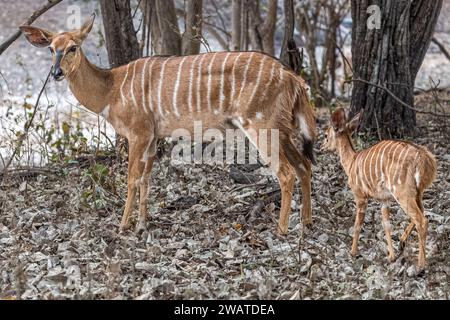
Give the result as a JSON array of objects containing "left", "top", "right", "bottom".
[
  {"left": 337, "top": 133, "right": 357, "bottom": 176},
  {"left": 66, "top": 50, "right": 112, "bottom": 114}
]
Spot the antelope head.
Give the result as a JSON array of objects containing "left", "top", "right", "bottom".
[
  {"left": 323, "top": 108, "right": 362, "bottom": 152},
  {"left": 20, "top": 16, "right": 95, "bottom": 82}
]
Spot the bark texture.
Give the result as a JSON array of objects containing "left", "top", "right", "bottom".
[
  {"left": 350, "top": 0, "right": 442, "bottom": 138},
  {"left": 99, "top": 0, "right": 140, "bottom": 67}
]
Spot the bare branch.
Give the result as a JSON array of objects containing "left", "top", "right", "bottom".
[
  {"left": 1, "top": 69, "right": 52, "bottom": 180},
  {"left": 0, "top": 0, "right": 63, "bottom": 56},
  {"left": 432, "top": 36, "right": 450, "bottom": 62},
  {"left": 346, "top": 78, "right": 450, "bottom": 118}
]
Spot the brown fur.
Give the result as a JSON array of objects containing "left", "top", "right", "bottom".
[
  {"left": 324, "top": 108, "right": 437, "bottom": 268},
  {"left": 20, "top": 18, "right": 317, "bottom": 234}
]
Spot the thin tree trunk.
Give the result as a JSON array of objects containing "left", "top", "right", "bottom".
[
  {"left": 280, "top": 0, "right": 301, "bottom": 73},
  {"left": 182, "top": 0, "right": 203, "bottom": 55},
  {"left": 241, "top": 0, "right": 250, "bottom": 51},
  {"left": 350, "top": 0, "right": 442, "bottom": 138},
  {"left": 262, "top": 0, "right": 278, "bottom": 56},
  {"left": 248, "top": 0, "right": 278, "bottom": 55},
  {"left": 155, "top": 0, "right": 181, "bottom": 55},
  {"left": 99, "top": 0, "right": 140, "bottom": 67},
  {"left": 231, "top": 0, "right": 242, "bottom": 51}
]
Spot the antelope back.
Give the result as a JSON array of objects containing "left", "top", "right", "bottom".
[
  {"left": 109, "top": 52, "right": 315, "bottom": 139},
  {"left": 350, "top": 140, "right": 437, "bottom": 195}
]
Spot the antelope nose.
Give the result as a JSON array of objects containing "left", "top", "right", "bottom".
[{"left": 53, "top": 68, "right": 64, "bottom": 81}]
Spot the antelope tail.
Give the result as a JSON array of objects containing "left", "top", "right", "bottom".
[{"left": 294, "top": 80, "right": 316, "bottom": 165}]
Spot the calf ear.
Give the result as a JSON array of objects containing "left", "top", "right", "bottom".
[
  {"left": 347, "top": 111, "right": 363, "bottom": 134},
  {"left": 19, "top": 25, "right": 54, "bottom": 48},
  {"left": 331, "top": 107, "right": 347, "bottom": 131}
]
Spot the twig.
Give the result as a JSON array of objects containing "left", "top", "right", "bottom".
[
  {"left": 1, "top": 69, "right": 52, "bottom": 180},
  {"left": 0, "top": 0, "right": 63, "bottom": 56},
  {"left": 346, "top": 78, "right": 450, "bottom": 118},
  {"left": 432, "top": 36, "right": 450, "bottom": 62}
]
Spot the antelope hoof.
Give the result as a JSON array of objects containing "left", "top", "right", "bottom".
[
  {"left": 277, "top": 225, "right": 289, "bottom": 236},
  {"left": 119, "top": 222, "right": 132, "bottom": 233},
  {"left": 302, "top": 212, "right": 313, "bottom": 226},
  {"left": 399, "top": 240, "right": 406, "bottom": 253},
  {"left": 388, "top": 254, "right": 396, "bottom": 263},
  {"left": 135, "top": 221, "right": 147, "bottom": 234},
  {"left": 416, "top": 267, "right": 426, "bottom": 278}
]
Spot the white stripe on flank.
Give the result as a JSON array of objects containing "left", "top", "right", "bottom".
[
  {"left": 236, "top": 52, "right": 255, "bottom": 107},
  {"left": 248, "top": 56, "right": 267, "bottom": 107},
  {"left": 386, "top": 143, "right": 402, "bottom": 189},
  {"left": 395, "top": 146, "right": 412, "bottom": 185},
  {"left": 368, "top": 144, "right": 380, "bottom": 185},
  {"left": 158, "top": 58, "right": 170, "bottom": 117},
  {"left": 392, "top": 145, "right": 407, "bottom": 185},
  {"left": 378, "top": 141, "right": 393, "bottom": 183},
  {"left": 259, "top": 62, "right": 277, "bottom": 105},
  {"left": 279, "top": 68, "right": 284, "bottom": 82},
  {"left": 173, "top": 56, "right": 187, "bottom": 118},
  {"left": 147, "top": 58, "right": 157, "bottom": 113},
  {"left": 141, "top": 59, "right": 149, "bottom": 114},
  {"left": 207, "top": 53, "right": 218, "bottom": 112},
  {"left": 120, "top": 63, "right": 131, "bottom": 107},
  {"left": 130, "top": 61, "right": 139, "bottom": 108},
  {"left": 188, "top": 55, "right": 201, "bottom": 113},
  {"left": 196, "top": 54, "right": 208, "bottom": 113},
  {"left": 374, "top": 141, "right": 387, "bottom": 182},
  {"left": 361, "top": 150, "right": 372, "bottom": 189},
  {"left": 230, "top": 53, "right": 243, "bottom": 106},
  {"left": 219, "top": 53, "right": 231, "bottom": 110}
]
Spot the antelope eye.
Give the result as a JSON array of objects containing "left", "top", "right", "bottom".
[{"left": 68, "top": 46, "right": 77, "bottom": 53}]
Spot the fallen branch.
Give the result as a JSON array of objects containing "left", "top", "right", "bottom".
[
  {"left": 0, "top": 0, "right": 63, "bottom": 56},
  {"left": 346, "top": 78, "right": 450, "bottom": 118},
  {"left": 0, "top": 167, "right": 60, "bottom": 179},
  {"left": 1, "top": 69, "right": 52, "bottom": 181}
]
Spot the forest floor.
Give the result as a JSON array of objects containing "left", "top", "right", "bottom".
[{"left": 0, "top": 93, "right": 449, "bottom": 300}]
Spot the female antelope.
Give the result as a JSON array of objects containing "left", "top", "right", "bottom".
[
  {"left": 20, "top": 18, "right": 316, "bottom": 234},
  {"left": 324, "top": 108, "right": 437, "bottom": 268}
]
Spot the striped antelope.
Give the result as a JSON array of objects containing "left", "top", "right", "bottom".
[
  {"left": 324, "top": 108, "right": 437, "bottom": 268},
  {"left": 20, "top": 17, "right": 317, "bottom": 234}
]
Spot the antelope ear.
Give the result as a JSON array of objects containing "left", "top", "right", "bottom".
[
  {"left": 331, "top": 107, "right": 347, "bottom": 131},
  {"left": 19, "top": 25, "right": 54, "bottom": 48},
  {"left": 347, "top": 111, "right": 363, "bottom": 134},
  {"left": 77, "top": 15, "right": 95, "bottom": 41}
]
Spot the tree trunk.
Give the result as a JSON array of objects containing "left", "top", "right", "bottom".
[
  {"left": 99, "top": 0, "right": 140, "bottom": 67},
  {"left": 248, "top": 0, "right": 278, "bottom": 55},
  {"left": 100, "top": 0, "right": 140, "bottom": 155},
  {"left": 155, "top": 0, "right": 182, "bottom": 55},
  {"left": 350, "top": 0, "right": 442, "bottom": 138},
  {"left": 231, "top": 0, "right": 242, "bottom": 51},
  {"left": 280, "top": 0, "right": 301, "bottom": 73},
  {"left": 182, "top": 0, "right": 203, "bottom": 55}
]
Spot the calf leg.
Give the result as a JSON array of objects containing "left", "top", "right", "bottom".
[
  {"left": 351, "top": 196, "right": 367, "bottom": 257},
  {"left": 398, "top": 198, "right": 428, "bottom": 268},
  {"left": 381, "top": 205, "right": 395, "bottom": 262}
]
